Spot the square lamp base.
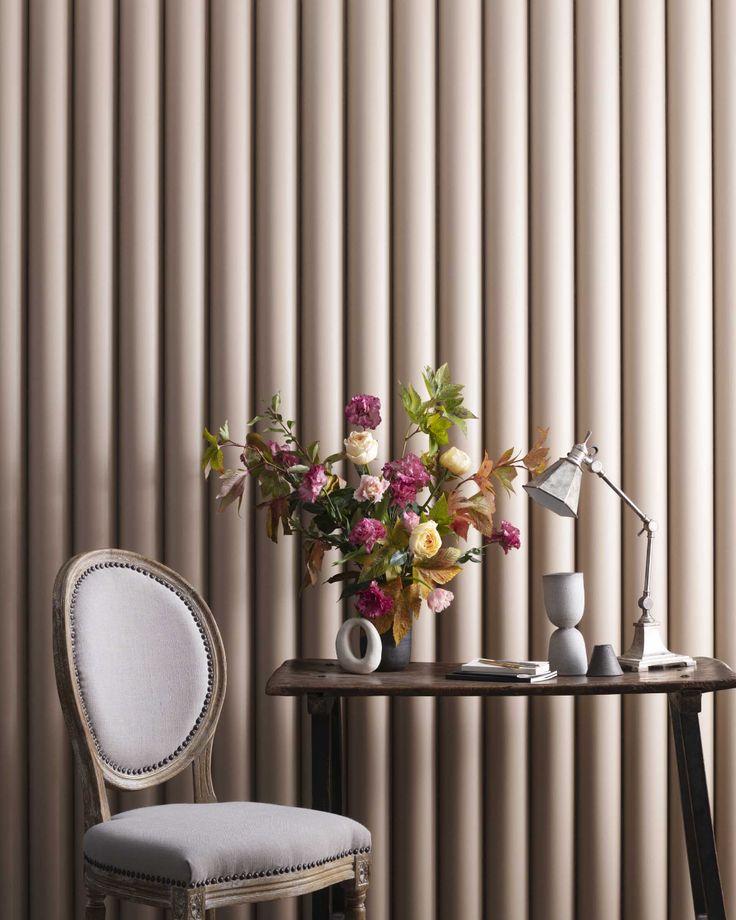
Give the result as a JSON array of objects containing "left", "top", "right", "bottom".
[{"left": 618, "top": 618, "right": 696, "bottom": 672}]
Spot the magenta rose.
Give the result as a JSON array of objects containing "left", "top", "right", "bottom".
[
  {"left": 298, "top": 464, "right": 328, "bottom": 502},
  {"left": 382, "top": 453, "right": 432, "bottom": 507},
  {"left": 345, "top": 394, "right": 382, "bottom": 430},
  {"left": 349, "top": 517, "right": 387, "bottom": 553},
  {"left": 267, "top": 440, "right": 300, "bottom": 468},
  {"left": 355, "top": 580, "right": 395, "bottom": 619},
  {"left": 488, "top": 520, "right": 521, "bottom": 554}
]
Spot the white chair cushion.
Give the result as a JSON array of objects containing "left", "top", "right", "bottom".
[{"left": 84, "top": 802, "right": 371, "bottom": 887}]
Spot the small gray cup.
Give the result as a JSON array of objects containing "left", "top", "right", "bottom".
[{"left": 587, "top": 644, "right": 624, "bottom": 677}]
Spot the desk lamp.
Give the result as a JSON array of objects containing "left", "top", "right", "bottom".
[{"left": 524, "top": 432, "right": 695, "bottom": 672}]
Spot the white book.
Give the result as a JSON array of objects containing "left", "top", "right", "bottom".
[{"left": 460, "top": 657, "right": 551, "bottom": 676}]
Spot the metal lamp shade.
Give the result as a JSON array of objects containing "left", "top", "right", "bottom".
[{"left": 523, "top": 456, "right": 582, "bottom": 518}]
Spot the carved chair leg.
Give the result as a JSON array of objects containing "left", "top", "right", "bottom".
[
  {"left": 171, "top": 889, "right": 206, "bottom": 919},
  {"left": 84, "top": 882, "right": 106, "bottom": 920},
  {"left": 343, "top": 854, "right": 370, "bottom": 919}
]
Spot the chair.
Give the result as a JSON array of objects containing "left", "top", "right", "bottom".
[{"left": 53, "top": 548, "right": 371, "bottom": 919}]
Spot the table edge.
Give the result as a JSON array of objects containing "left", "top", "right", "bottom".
[{"left": 265, "top": 657, "right": 736, "bottom": 698}]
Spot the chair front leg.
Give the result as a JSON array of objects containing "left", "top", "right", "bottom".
[
  {"left": 84, "top": 879, "right": 106, "bottom": 920},
  {"left": 172, "top": 889, "right": 206, "bottom": 919},
  {"left": 343, "top": 853, "right": 370, "bottom": 919}
]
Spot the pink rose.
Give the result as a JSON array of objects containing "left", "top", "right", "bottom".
[
  {"left": 298, "top": 465, "right": 328, "bottom": 502},
  {"left": 427, "top": 588, "right": 454, "bottom": 613},
  {"left": 355, "top": 474, "right": 390, "bottom": 504},
  {"left": 401, "top": 510, "right": 420, "bottom": 532}
]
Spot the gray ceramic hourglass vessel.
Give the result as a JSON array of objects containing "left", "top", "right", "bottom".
[{"left": 543, "top": 572, "right": 587, "bottom": 675}]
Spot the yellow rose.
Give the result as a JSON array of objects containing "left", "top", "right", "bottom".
[
  {"left": 344, "top": 430, "right": 378, "bottom": 465},
  {"left": 409, "top": 520, "right": 442, "bottom": 561},
  {"left": 439, "top": 445, "right": 472, "bottom": 476}
]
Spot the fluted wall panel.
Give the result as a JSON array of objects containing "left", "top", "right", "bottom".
[
  {"left": 391, "top": 2, "right": 437, "bottom": 917},
  {"left": 529, "top": 3, "right": 576, "bottom": 917},
  {"left": 346, "top": 3, "right": 392, "bottom": 916},
  {"left": 1, "top": 2, "right": 734, "bottom": 918},
  {"left": 483, "top": 2, "right": 530, "bottom": 916},
  {"left": 0, "top": 2, "right": 26, "bottom": 918},
  {"left": 714, "top": 0, "right": 736, "bottom": 911},
  {"left": 574, "top": 2, "right": 621, "bottom": 917},
  {"left": 621, "top": 2, "right": 669, "bottom": 917}
]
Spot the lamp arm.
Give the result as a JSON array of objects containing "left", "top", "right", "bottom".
[{"left": 585, "top": 457, "right": 658, "bottom": 622}]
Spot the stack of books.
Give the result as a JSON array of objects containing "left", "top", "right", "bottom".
[{"left": 447, "top": 658, "right": 557, "bottom": 683}]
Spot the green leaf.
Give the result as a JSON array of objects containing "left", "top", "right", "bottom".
[
  {"left": 426, "top": 413, "right": 451, "bottom": 449},
  {"left": 218, "top": 420, "right": 230, "bottom": 441},
  {"left": 428, "top": 493, "right": 453, "bottom": 527},
  {"left": 323, "top": 452, "right": 345, "bottom": 465},
  {"left": 271, "top": 392, "right": 282, "bottom": 412}
]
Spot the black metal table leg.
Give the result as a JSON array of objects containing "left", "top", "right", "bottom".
[
  {"left": 308, "top": 695, "right": 344, "bottom": 920},
  {"left": 669, "top": 691, "right": 726, "bottom": 920}
]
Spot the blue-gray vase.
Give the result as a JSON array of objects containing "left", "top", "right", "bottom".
[{"left": 361, "top": 626, "right": 412, "bottom": 671}]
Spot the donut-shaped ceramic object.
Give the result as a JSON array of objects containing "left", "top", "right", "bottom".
[{"left": 335, "top": 617, "right": 382, "bottom": 674}]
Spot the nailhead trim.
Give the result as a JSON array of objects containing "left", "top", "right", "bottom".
[
  {"left": 70, "top": 561, "right": 214, "bottom": 776},
  {"left": 83, "top": 846, "right": 372, "bottom": 889}
]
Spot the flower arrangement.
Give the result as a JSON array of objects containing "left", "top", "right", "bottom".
[{"left": 202, "top": 365, "right": 548, "bottom": 647}]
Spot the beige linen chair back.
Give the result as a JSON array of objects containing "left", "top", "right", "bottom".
[{"left": 53, "top": 548, "right": 226, "bottom": 827}]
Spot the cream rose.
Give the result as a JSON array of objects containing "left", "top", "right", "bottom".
[
  {"left": 440, "top": 445, "right": 472, "bottom": 476},
  {"left": 409, "top": 520, "right": 442, "bottom": 561},
  {"left": 344, "top": 430, "right": 378, "bottom": 465}
]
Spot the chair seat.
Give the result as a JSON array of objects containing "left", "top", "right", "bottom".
[{"left": 84, "top": 802, "right": 371, "bottom": 888}]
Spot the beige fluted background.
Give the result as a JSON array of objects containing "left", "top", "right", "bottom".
[{"left": 1, "top": 1, "right": 735, "bottom": 919}]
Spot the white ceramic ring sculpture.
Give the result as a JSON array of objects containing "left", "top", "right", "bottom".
[{"left": 335, "top": 617, "right": 382, "bottom": 674}]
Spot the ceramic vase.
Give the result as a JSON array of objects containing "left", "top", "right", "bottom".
[
  {"left": 543, "top": 572, "right": 587, "bottom": 675},
  {"left": 360, "top": 625, "right": 413, "bottom": 672},
  {"left": 335, "top": 617, "right": 382, "bottom": 674}
]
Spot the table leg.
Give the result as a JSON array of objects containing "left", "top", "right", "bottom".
[
  {"left": 308, "top": 695, "right": 344, "bottom": 920},
  {"left": 668, "top": 691, "right": 726, "bottom": 920}
]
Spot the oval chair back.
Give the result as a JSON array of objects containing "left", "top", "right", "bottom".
[{"left": 52, "top": 548, "right": 226, "bottom": 828}]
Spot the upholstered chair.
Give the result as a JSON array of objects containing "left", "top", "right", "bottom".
[{"left": 53, "top": 549, "right": 371, "bottom": 919}]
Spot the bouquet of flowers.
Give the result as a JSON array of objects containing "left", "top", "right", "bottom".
[{"left": 202, "top": 365, "right": 548, "bottom": 646}]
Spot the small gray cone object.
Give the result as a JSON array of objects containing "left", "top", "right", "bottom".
[{"left": 587, "top": 643, "right": 624, "bottom": 677}]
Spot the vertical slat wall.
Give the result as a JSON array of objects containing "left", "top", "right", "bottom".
[
  {"left": 346, "top": 2, "right": 392, "bottom": 916},
  {"left": 118, "top": 1, "right": 165, "bottom": 915},
  {"left": 2, "top": 2, "right": 735, "bottom": 919},
  {"left": 72, "top": 2, "right": 117, "bottom": 915},
  {"left": 574, "top": 2, "right": 622, "bottom": 918},
  {"left": 529, "top": 3, "right": 576, "bottom": 919},
  {"left": 391, "top": 2, "right": 437, "bottom": 918},
  {"left": 254, "top": 2, "right": 299, "bottom": 918},
  {"left": 621, "top": 2, "right": 669, "bottom": 917},
  {"left": 714, "top": 0, "right": 736, "bottom": 911},
  {"left": 27, "top": 3, "right": 74, "bottom": 920},
  {"left": 667, "top": 3, "right": 715, "bottom": 918},
  {"left": 437, "top": 2, "right": 483, "bottom": 917},
  {"left": 483, "top": 2, "right": 530, "bottom": 917},
  {"left": 0, "top": 1, "right": 26, "bottom": 918},
  {"left": 209, "top": 4, "right": 253, "bottom": 920}
]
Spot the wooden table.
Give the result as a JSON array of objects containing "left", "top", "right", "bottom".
[{"left": 267, "top": 657, "right": 736, "bottom": 920}]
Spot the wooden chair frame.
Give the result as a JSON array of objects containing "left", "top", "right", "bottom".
[{"left": 53, "top": 548, "right": 370, "bottom": 919}]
